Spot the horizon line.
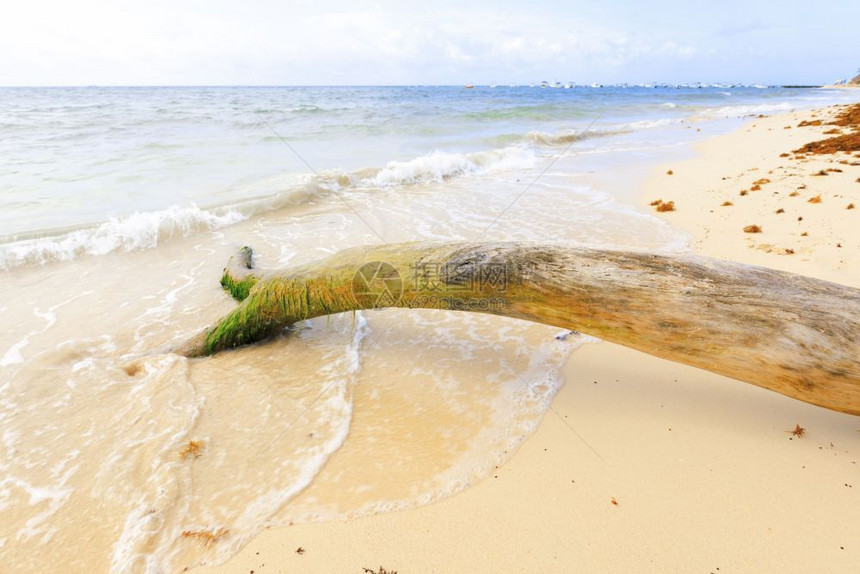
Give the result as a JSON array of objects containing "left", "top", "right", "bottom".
[{"left": 0, "top": 82, "right": 828, "bottom": 89}]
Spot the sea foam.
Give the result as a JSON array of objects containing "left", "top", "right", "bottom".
[
  {"left": 694, "top": 101, "right": 797, "bottom": 120},
  {"left": 0, "top": 205, "right": 245, "bottom": 270},
  {"left": 360, "top": 146, "right": 537, "bottom": 188}
]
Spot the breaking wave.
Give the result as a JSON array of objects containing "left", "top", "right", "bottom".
[
  {"left": 525, "top": 120, "right": 683, "bottom": 147},
  {"left": 0, "top": 205, "right": 246, "bottom": 270},
  {"left": 359, "top": 146, "right": 537, "bottom": 188},
  {"left": 3, "top": 97, "right": 810, "bottom": 272},
  {"left": 0, "top": 144, "right": 540, "bottom": 270},
  {"left": 693, "top": 102, "right": 797, "bottom": 120}
]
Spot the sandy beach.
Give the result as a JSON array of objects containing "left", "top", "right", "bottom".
[
  {"left": 4, "top": 2, "right": 860, "bottom": 571},
  {"left": 194, "top": 102, "right": 860, "bottom": 574},
  {"left": 648, "top": 102, "right": 860, "bottom": 285}
]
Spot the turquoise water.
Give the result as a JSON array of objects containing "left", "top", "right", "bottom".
[{"left": 1, "top": 85, "right": 852, "bottom": 248}]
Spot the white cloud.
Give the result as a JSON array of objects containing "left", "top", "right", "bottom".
[{"left": 1, "top": 0, "right": 856, "bottom": 85}]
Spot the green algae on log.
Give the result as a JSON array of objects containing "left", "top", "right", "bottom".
[
  {"left": 219, "top": 246, "right": 260, "bottom": 301},
  {"left": 178, "top": 242, "right": 860, "bottom": 416}
]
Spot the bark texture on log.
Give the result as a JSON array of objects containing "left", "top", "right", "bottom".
[{"left": 177, "top": 242, "right": 860, "bottom": 415}]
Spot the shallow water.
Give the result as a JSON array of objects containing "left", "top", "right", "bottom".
[{"left": 1, "top": 85, "right": 855, "bottom": 572}]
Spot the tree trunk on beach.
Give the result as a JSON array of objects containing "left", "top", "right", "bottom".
[{"left": 177, "top": 242, "right": 860, "bottom": 416}]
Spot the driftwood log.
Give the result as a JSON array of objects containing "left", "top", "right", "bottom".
[{"left": 177, "top": 242, "right": 860, "bottom": 415}]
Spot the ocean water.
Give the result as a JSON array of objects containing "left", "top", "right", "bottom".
[{"left": 1, "top": 85, "right": 855, "bottom": 572}]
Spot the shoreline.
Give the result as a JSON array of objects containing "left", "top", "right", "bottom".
[{"left": 197, "top": 103, "right": 860, "bottom": 573}]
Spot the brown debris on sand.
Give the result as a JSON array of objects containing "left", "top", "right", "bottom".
[
  {"left": 829, "top": 104, "right": 860, "bottom": 128},
  {"left": 792, "top": 103, "right": 860, "bottom": 155},
  {"left": 179, "top": 440, "right": 204, "bottom": 460},
  {"left": 743, "top": 225, "right": 762, "bottom": 233},
  {"left": 182, "top": 528, "right": 229, "bottom": 547},
  {"left": 651, "top": 199, "right": 675, "bottom": 212},
  {"left": 809, "top": 136, "right": 860, "bottom": 153}
]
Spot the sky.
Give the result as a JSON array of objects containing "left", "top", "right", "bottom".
[{"left": 2, "top": 0, "right": 858, "bottom": 86}]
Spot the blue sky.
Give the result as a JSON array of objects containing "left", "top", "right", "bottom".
[{"left": 2, "top": 0, "right": 857, "bottom": 86}]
